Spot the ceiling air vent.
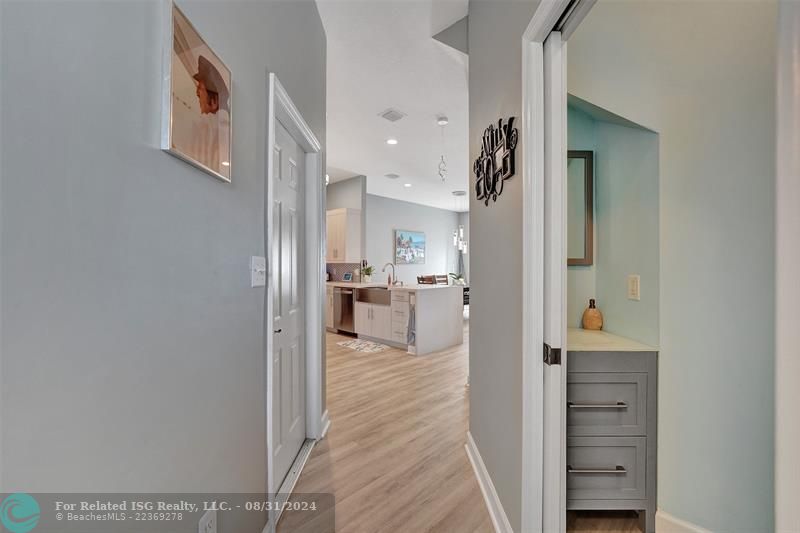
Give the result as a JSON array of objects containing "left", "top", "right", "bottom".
[
  {"left": 385, "top": 173, "right": 400, "bottom": 180},
  {"left": 379, "top": 108, "right": 406, "bottom": 122}
]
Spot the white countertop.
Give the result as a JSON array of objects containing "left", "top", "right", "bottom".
[
  {"left": 326, "top": 281, "right": 462, "bottom": 291},
  {"left": 567, "top": 328, "right": 657, "bottom": 352}
]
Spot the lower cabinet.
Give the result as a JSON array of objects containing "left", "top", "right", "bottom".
[
  {"left": 325, "top": 287, "right": 334, "bottom": 329},
  {"left": 354, "top": 302, "right": 391, "bottom": 340},
  {"left": 567, "top": 350, "right": 658, "bottom": 533}
]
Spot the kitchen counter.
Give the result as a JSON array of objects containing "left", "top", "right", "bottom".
[
  {"left": 327, "top": 281, "right": 464, "bottom": 355},
  {"left": 326, "top": 281, "right": 386, "bottom": 289},
  {"left": 326, "top": 282, "right": 463, "bottom": 292},
  {"left": 567, "top": 328, "right": 657, "bottom": 352}
]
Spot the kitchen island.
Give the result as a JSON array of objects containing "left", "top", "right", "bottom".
[{"left": 326, "top": 282, "right": 464, "bottom": 355}]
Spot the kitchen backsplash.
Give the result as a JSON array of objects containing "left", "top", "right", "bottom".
[{"left": 327, "top": 262, "right": 362, "bottom": 281}]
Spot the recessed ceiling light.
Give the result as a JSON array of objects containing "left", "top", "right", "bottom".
[
  {"left": 221, "top": 161, "right": 230, "bottom": 167},
  {"left": 385, "top": 173, "right": 400, "bottom": 180},
  {"left": 437, "top": 116, "right": 449, "bottom": 126},
  {"left": 386, "top": 138, "right": 398, "bottom": 145},
  {"left": 403, "top": 183, "right": 412, "bottom": 188},
  {"left": 452, "top": 190, "right": 466, "bottom": 196}
]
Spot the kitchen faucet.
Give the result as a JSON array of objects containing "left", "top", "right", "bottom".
[{"left": 382, "top": 262, "right": 400, "bottom": 286}]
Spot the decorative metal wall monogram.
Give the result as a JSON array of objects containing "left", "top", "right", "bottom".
[{"left": 474, "top": 117, "right": 519, "bottom": 206}]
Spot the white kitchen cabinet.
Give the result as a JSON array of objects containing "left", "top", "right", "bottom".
[
  {"left": 325, "top": 286, "right": 334, "bottom": 329},
  {"left": 354, "top": 301, "right": 391, "bottom": 340},
  {"left": 371, "top": 304, "right": 392, "bottom": 341},
  {"left": 326, "top": 208, "right": 362, "bottom": 263},
  {"left": 354, "top": 302, "right": 371, "bottom": 336}
]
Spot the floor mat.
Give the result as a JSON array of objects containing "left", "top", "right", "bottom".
[{"left": 336, "top": 339, "right": 390, "bottom": 353}]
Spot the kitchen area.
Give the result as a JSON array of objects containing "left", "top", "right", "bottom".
[{"left": 323, "top": 179, "right": 468, "bottom": 356}]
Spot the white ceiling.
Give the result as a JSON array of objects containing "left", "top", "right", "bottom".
[{"left": 317, "top": 0, "right": 470, "bottom": 212}]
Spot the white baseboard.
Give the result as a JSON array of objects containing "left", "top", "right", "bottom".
[
  {"left": 656, "top": 509, "right": 712, "bottom": 533},
  {"left": 465, "top": 431, "right": 513, "bottom": 533},
  {"left": 319, "top": 409, "right": 331, "bottom": 439}
]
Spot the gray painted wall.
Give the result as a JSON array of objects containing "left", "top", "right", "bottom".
[
  {"left": 570, "top": 2, "right": 775, "bottom": 530},
  {"left": 327, "top": 175, "right": 367, "bottom": 255},
  {"left": 365, "top": 194, "right": 459, "bottom": 284},
  {"left": 0, "top": 2, "right": 325, "bottom": 530},
  {"left": 468, "top": 0, "right": 538, "bottom": 529},
  {"left": 327, "top": 175, "right": 366, "bottom": 212}
]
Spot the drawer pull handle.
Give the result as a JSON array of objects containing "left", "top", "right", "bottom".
[
  {"left": 567, "top": 401, "right": 627, "bottom": 409},
  {"left": 567, "top": 465, "right": 627, "bottom": 474}
]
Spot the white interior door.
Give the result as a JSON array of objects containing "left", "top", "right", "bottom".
[
  {"left": 272, "top": 119, "right": 307, "bottom": 488},
  {"left": 542, "top": 30, "right": 568, "bottom": 533}
]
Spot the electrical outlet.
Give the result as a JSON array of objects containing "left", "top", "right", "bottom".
[
  {"left": 627, "top": 274, "right": 641, "bottom": 301},
  {"left": 198, "top": 509, "right": 217, "bottom": 533}
]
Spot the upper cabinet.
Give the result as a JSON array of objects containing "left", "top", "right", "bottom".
[{"left": 326, "top": 208, "right": 362, "bottom": 263}]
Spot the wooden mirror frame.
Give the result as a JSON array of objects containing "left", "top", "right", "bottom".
[{"left": 568, "top": 150, "right": 594, "bottom": 266}]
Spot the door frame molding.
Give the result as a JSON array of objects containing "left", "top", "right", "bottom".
[
  {"left": 265, "top": 73, "right": 327, "bottom": 504},
  {"left": 521, "top": 2, "right": 595, "bottom": 531}
]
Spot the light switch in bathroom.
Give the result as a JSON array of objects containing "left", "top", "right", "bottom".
[{"left": 627, "top": 274, "right": 641, "bottom": 301}]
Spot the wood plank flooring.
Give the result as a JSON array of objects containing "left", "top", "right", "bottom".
[
  {"left": 278, "top": 324, "right": 493, "bottom": 533},
  {"left": 567, "top": 511, "right": 642, "bottom": 532},
  {"left": 277, "top": 320, "right": 642, "bottom": 532}
]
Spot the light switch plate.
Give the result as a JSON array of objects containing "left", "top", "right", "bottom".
[
  {"left": 627, "top": 274, "right": 641, "bottom": 301},
  {"left": 251, "top": 256, "right": 267, "bottom": 288}
]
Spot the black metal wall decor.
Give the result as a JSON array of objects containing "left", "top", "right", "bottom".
[{"left": 474, "top": 117, "right": 519, "bottom": 206}]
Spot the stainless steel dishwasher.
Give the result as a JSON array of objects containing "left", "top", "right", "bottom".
[{"left": 333, "top": 287, "right": 355, "bottom": 334}]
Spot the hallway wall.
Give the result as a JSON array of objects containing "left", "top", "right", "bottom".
[
  {"left": 569, "top": 1, "right": 776, "bottom": 530},
  {"left": 467, "top": 0, "right": 539, "bottom": 530},
  {"left": 0, "top": 2, "right": 326, "bottom": 529}
]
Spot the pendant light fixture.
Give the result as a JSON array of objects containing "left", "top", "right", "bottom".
[{"left": 437, "top": 116, "right": 449, "bottom": 183}]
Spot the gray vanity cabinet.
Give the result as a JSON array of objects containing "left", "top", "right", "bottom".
[{"left": 567, "top": 350, "right": 658, "bottom": 533}]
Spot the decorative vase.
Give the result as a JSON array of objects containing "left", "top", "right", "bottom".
[
  {"left": 582, "top": 298, "right": 603, "bottom": 330},
  {"left": 363, "top": 274, "right": 371, "bottom": 283}
]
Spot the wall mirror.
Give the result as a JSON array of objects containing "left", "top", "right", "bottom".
[{"left": 567, "top": 150, "right": 594, "bottom": 266}]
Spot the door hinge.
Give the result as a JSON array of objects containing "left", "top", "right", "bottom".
[{"left": 543, "top": 343, "right": 562, "bottom": 366}]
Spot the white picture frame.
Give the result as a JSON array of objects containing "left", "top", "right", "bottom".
[{"left": 160, "top": 0, "right": 233, "bottom": 182}]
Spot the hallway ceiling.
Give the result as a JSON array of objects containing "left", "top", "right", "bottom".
[{"left": 317, "top": 0, "right": 469, "bottom": 212}]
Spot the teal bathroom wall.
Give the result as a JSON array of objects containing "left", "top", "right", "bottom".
[
  {"left": 594, "top": 121, "right": 659, "bottom": 346},
  {"left": 567, "top": 101, "right": 659, "bottom": 347},
  {"left": 567, "top": 105, "right": 597, "bottom": 328}
]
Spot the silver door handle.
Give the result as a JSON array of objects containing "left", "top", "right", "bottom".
[
  {"left": 274, "top": 329, "right": 282, "bottom": 334},
  {"left": 567, "top": 401, "right": 627, "bottom": 409},
  {"left": 567, "top": 465, "right": 626, "bottom": 474}
]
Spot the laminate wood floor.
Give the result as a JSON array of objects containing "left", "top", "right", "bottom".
[
  {"left": 277, "top": 321, "right": 642, "bottom": 533},
  {"left": 278, "top": 324, "right": 493, "bottom": 533},
  {"left": 567, "top": 511, "right": 643, "bottom": 532}
]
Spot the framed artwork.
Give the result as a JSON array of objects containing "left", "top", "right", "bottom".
[
  {"left": 395, "top": 230, "right": 426, "bottom": 265},
  {"left": 161, "top": 1, "right": 232, "bottom": 182}
]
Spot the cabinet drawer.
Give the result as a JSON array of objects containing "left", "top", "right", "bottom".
[
  {"left": 567, "top": 436, "right": 646, "bottom": 501},
  {"left": 392, "top": 307, "right": 409, "bottom": 322},
  {"left": 391, "top": 325, "right": 408, "bottom": 344},
  {"left": 567, "top": 373, "right": 647, "bottom": 436},
  {"left": 391, "top": 291, "right": 409, "bottom": 303}
]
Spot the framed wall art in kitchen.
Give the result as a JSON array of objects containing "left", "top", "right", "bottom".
[{"left": 395, "top": 230, "right": 426, "bottom": 265}]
